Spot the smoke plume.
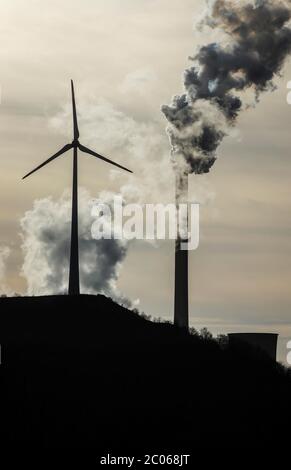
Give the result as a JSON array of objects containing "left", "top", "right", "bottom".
[
  {"left": 20, "top": 189, "right": 132, "bottom": 306},
  {"left": 0, "top": 246, "right": 11, "bottom": 295},
  {"left": 162, "top": 0, "right": 291, "bottom": 174}
]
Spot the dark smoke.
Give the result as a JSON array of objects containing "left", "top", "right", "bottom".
[{"left": 162, "top": 0, "right": 291, "bottom": 174}]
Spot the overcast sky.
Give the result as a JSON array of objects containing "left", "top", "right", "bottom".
[{"left": 0, "top": 0, "right": 291, "bottom": 363}]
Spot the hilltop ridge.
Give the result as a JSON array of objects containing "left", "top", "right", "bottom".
[{"left": 0, "top": 294, "right": 290, "bottom": 453}]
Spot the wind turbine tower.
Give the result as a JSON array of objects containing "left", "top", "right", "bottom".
[{"left": 23, "top": 81, "right": 132, "bottom": 295}]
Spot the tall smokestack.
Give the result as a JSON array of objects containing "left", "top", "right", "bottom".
[
  {"left": 174, "top": 170, "right": 189, "bottom": 329},
  {"left": 162, "top": 0, "right": 291, "bottom": 328}
]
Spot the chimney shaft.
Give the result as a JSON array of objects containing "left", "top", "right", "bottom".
[{"left": 174, "top": 171, "right": 189, "bottom": 329}]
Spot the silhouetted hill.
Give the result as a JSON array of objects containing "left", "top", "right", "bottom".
[
  {"left": 0, "top": 294, "right": 191, "bottom": 347},
  {"left": 0, "top": 295, "right": 290, "bottom": 459}
]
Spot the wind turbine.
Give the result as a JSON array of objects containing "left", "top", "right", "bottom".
[{"left": 23, "top": 80, "right": 132, "bottom": 295}]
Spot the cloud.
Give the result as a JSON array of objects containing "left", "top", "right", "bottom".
[
  {"left": 119, "top": 68, "right": 157, "bottom": 95},
  {"left": 20, "top": 188, "right": 134, "bottom": 306}
]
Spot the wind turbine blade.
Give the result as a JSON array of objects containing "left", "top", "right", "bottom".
[
  {"left": 78, "top": 143, "right": 133, "bottom": 173},
  {"left": 71, "top": 80, "right": 79, "bottom": 140},
  {"left": 22, "top": 143, "right": 73, "bottom": 180}
]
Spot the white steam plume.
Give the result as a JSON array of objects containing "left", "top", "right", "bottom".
[
  {"left": 20, "top": 189, "right": 133, "bottom": 306},
  {"left": 0, "top": 246, "right": 11, "bottom": 295}
]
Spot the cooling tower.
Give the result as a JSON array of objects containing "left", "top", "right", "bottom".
[
  {"left": 174, "top": 171, "right": 189, "bottom": 329},
  {"left": 228, "top": 333, "right": 278, "bottom": 361}
]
